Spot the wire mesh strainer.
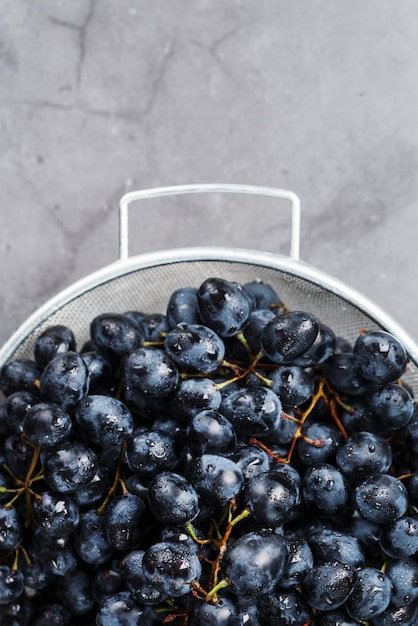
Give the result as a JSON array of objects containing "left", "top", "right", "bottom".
[{"left": 1, "top": 183, "right": 418, "bottom": 398}]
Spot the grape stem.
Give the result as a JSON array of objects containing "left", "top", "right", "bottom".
[
  {"left": 96, "top": 441, "right": 128, "bottom": 514},
  {"left": 187, "top": 503, "right": 251, "bottom": 604}
]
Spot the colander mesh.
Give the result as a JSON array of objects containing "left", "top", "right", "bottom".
[{"left": 4, "top": 257, "right": 418, "bottom": 399}]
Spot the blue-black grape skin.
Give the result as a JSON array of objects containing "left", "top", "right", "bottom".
[
  {"left": 344, "top": 566, "right": 392, "bottom": 621},
  {"left": 34, "top": 324, "right": 77, "bottom": 369},
  {"left": 0, "top": 565, "right": 24, "bottom": 605},
  {"left": 353, "top": 329, "right": 407, "bottom": 385},
  {"left": 74, "top": 394, "right": 134, "bottom": 447},
  {"left": 2, "top": 274, "right": 418, "bottom": 624},
  {"left": 197, "top": 277, "right": 252, "bottom": 337},
  {"left": 164, "top": 322, "right": 226, "bottom": 374},
  {"left": 223, "top": 531, "right": 287, "bottom": 597}
]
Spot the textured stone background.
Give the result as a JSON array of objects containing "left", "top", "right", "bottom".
[{"left": 1, "top": 0, "right": 418, "bottom": 348}]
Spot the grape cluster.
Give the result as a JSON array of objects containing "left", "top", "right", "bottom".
[{"left": 1, "top": 276, "right": 418, "bottom": 625}]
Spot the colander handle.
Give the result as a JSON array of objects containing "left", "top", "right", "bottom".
[{"left": 118, "top": 183, "right": 301, "bottom": 261}]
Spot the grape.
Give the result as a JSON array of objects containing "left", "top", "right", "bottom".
[
  {"left": 54, "top": 568, "right": 96, "bottom": 616},
  {"left": 260, "top": 310, "right": 319, "bottom": 363},
  {"left": 0, "top": 358, "right": 42, "bottom": 396},
  {"left": 74, "top": 394, "right": 133, "bottom": 447},
  {"left": 0, "top": 565, "right": 24, "bottom": 605},
  {"left": 344, "top": 566, "right": 391, "bottom": 620},
  {"left": 268, "top": 364, "right": 315, "bottom": 407},
  {"left": 223, "top": 530, "right": 287, "bottom": 598},
  {"left": 0, "top": 505, "right": 24, "bottom": 550},
  {"left": 34, "top": 324, "right": 77, "bottom": 369},
  {"left": 32, "top": 490, "right": 80, "bottom": 537},
  {"left": 301, "top": 561, "right": 356, "bottom": 611},
  {"left": 125, "top": 429, "right": 179, "bottom": 477},
  {"left": 197, "top": 277, "right": 252, "bottom": 337},
  {"left": 5, "top": 390, "right": 39, "bottom": 435},
  {"left": 220, "top": 385, "right": 282, "bottom": 437},
  {"left": 141, "top": 540, "right": 202, "bottom": 597},
  {"left": 189, "top": 453, "right": 244, "bottom": 507},
  {"left": 166, "top": 286, "right": 200, "bottom": 328},
  {"left": 168, "top": 376, "right": 222, "bottom": 423},
  {"left": 280, "top": 531, "right": 314, "bottom": 588},
  {"left": 335, "top": 430, "right": 393, "bottom": 480},
  {"left": 302, "top": 463, "right": 350, "bottom": 518},
  {"left": 164, "top": 322, "right": 225, "bottom": 374},
  {"left": 308, "top": 529, "right": 365, "bottom": 569},
  {"left": 380, "top": 515, "right": 418, "bottom": 558},
  {"left": 95, "top": 591, "right": 156, "bottom": 625},
  {"left": 121, "top": 347, "right": 179, "bottom": 397},
  {"left": 73, "top": 509, "right": 115, "bottom": 566},
  {"left": 32, "top": 603, "right": 72, "bottom": 625},
  {"left": 187, "top": 409, "right": 237, "bottom": 456},
  {"left": 353, "top": 329, "right": 407, "bottom": 384},
  {"left": 296, "top": 421, "right": 343, "bottom": 466},
  {"left": 355, "top": 473, "right": 409, "bottom": 524},
  {"left": 121, "top": 550, "right": 167, "bottom": 606},
  {"left": 368, "top": 382, "right": 414, "bottom": 430},
  {"left": 244, "top": 469, "right": 300, "bottom": 525},
  {"left": 90, "top": 313, "right": 143, "bottom": 362},
  {"left": 147, "top": 471, "right": 200, "bottom": 526},
  {"left": 42, "top": 440, "right": 98, "bottom": 493},
  {"left": 103, "top": 493, "right": 147, "bottom": 551},
  {"left": 1, "top": 273, "right": 417, "bottom": 623},
  {"left": 189, "top": 595, "right": 240, "bottom": 625},
  {"left": 137, "top": 312, "right": 168, "bottom": 342},
  {"left": 258, "top": 588, "right": 312, "bottom": 625},
  {"left": 23, "top": 401, "right": 73, "bottom": 448}
]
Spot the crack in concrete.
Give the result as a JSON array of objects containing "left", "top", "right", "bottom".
[
  {"left": 48, "top": 0, "right": 98, "bottom": 99},
  {"left": 0, "top": 95, "right": 140, "bottom": 122},
  {"left": 142, "top": 39, "right": 175, "bottom": 117}
]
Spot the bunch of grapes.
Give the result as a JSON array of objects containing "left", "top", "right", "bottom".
[{"left": 1, "top": 275, "right": 418, "bottom": 625}]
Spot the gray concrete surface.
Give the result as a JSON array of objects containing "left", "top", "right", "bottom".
[{"left": 1, "top": 0, "right": 418, "bottom": 349}]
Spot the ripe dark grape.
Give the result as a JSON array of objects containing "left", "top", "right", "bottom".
[
  {"left": 302, "top": 463, "right": 350, "bottom": 518},
  {"left": 74, "top": 394, "right": 134, "bottom": 447},
  {"left": 344, "top": 566, "right": 391, "bottom": 621},
  {"left": 223, "top": 530, "right": 287, "bottom": 598},
  {"left": 95, "top": 591, "right": 156, "bottom": 625},
  {"left": 166, "top": 286, "right": 201, "bottom": 328},
  {"left": 220, "top": 385, "right": 282, "bottom": 437},
  {"left": 260, "top": 310, "right": 319, "bottom": 363},
  {"left": 244, "top": 469, "right": 300, "bottom": 526},
  {"left": 125, "top": 429, "right": 179, "bottom": 477},
  {"left": 34, "top": 324, "right": 77, "bottom": 369},
  {"left": 197, "top": 277, "right": 252, "bottom": 337},
  {"left": 187, "top": 409, "right": 236, "bottom": 456},
  {"left": 335, "top": 430, "right": 393, "bottom": 480},
  {"left": 355, "top": 473, "right": 409, "bottom": 524},
  {"left": 90, "top": 312, "right": 143, "bottom": 362},
  {"left": 39, "top": 351, "right": 90, "bottom": 410},
  {"left": 0, "top": 505, "right": 24, "bottom": 550},
  {"left": 42, "top": 440, "right": 98, "bottom": 493},
  {"left": 103, "top": 493, "right": 147, "bottom": 551},
  {"left": 142, "top": 540, "right": 202, "bottom": 597},
  {"left": 380, "top": 515, "right": 418, "bottom": 558},
  {"left": 23, "top": 401, "right": 72, "bottom": 447},
  {"left": 353, "top": 329, "right": 407, "bottom": 384},
  {"left": 121, "top": 347, "right": 179, "bottom": 397},
  {"left": 190, "top": 453, "right": 244, "bottom": 507},
  {"left": 32, "top": 490, "right": 80, "bottom": 537},
  {"left": 301, "top": 560, "right": 356, "bottom": 611},
  {"left": 0, "top": 565, "right": 24, "bottom": 605},
  {"left": 147, "top": 471, "right": 200, "bottom": 526},
  {"left": 164, "top": 322, "right": 225, "bottom": 374}
]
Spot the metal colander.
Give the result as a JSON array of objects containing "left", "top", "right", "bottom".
[{"left": 2, "top": 184, "right": 418, "bottom": 398}]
